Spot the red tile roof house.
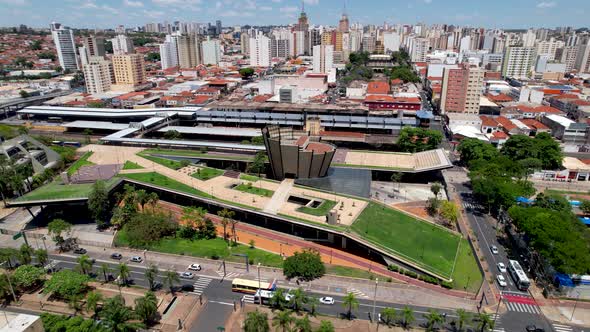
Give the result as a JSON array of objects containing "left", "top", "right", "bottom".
[
  {"left": 520, "top": 119, "right": 551, "bottom": 136},
  {"left": 495, "top": 116, "right": 521, "bottom": 135},
  {"left": 515, "top": 105, "right": 564, "bottom": 119},
  {"left": 366, "top": 81, "right": 391, "bottom": 95},
  {"left": 480, "top": 116, "right": 500, "bottom": 134}
]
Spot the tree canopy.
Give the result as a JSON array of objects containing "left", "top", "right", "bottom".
[
  {"left": 397, "top": 127, "right": 443, "bottom": 152},
  {"left": 239, "top": 67, "right": 255, "bottom": 79},
  {"left": 88, "top": 180, "right": 111, "bottom": 227},
  {"left": 43, "top": 270, "right": 90, "bottom": 299},
  {"left": 500, "top": 133, "right": 562, "bottom": 169},
  {"left": 283, "top": 248, "right": 325, "bottom": 282},
  {"left": 122, "top": 210, "right": 177, "bottom": 248},
  {"left": 13, "top": 265, "right": 45, "bottom": 290}
]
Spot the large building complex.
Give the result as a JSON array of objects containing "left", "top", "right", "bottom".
[
  {"left": 50, "top": 22, "right": 78, "bottom": 71},
  {"left": 249, "top": 31, "right": 271, "bottom": 67},
  {"left": 502, "top": 46, "right": 536, "bottom": 79}
]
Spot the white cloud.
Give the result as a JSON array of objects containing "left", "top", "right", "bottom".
[
  {"left": 303, "top": 0, "right": 319, "bottom": 4},
  {"left": 271, "top": 0, "right": 282, "bottom": 2},
  {"left": 260, "top": 6, "right": 272, "bottom": 11},
  {"left": 280, "top": 6, "right": 298, "bottom": 13},
  {"left": 152, "top": 0, "right": 200, "bottom": 6},
  {"left": 424, "top": 0, "right": 432, "bottom": 3},
  {"left": 0, "top": 0, "right": 28, "bottom": 5},
  {"left": 536, "top": 1, "right": 556, "bottom": 8},
  {"left": 124, "top": 0, "right": 144, "bottom": 7}
]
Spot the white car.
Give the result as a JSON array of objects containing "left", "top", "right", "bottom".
[
  {"left": 490, "top": 245, "right": 499, "bottom": 255},
  {"left": 188, "top": 264, "right": 202, "bottom": 271},
  {"left": 179, "top": 272, "right": 194, "bottom": 279},
  {"left": 497, "top": 262, "right": 507, "bottom": 273},
  {"left": 284, "top": 293, "right": 293, "bottom": 302},
  {"left": 496, "top": 275, "right": 507, "bottom": 287},
  {"left": 130, "top": 256, "right": 143, "bottom": 263},
  {"left": 319, "top": 297, "right": 335, "bottom": 305}
]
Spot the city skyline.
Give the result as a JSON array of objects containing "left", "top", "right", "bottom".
[{"left": 1, "top": 0, "right": 590, "bottom": 30}]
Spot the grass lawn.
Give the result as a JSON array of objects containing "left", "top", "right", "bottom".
[
  {"left": 115, "top": 231, "right": 283, "bottom": 268},
  {"left": 15, "top": 177, "right": 119, "bottom": 202},
  {"left": 240, "top": 174, "right": 261, "bottom": 182},
  {"left": 351, "top": 202, "right": 460, "bottom": 279},
  {"left": 234, "top": 183, "right": 274, "bottom": 197},
  {"left": 451, "top": 239, "right": 483, "bottom": 293},
  {"left": 122, "top": 161, "right": 144, "bottom": 170},
  {"left": 191, "top": 167, "right": 223, "bottom": 181},
  {"left": 140, "top": 148, "right": 254, "bottom": 161},
  {"left": 0, "top": 124, "right": 24, "bottom": 139},
  {"left": 545, "top": 189, "right": 589, "bottom": 196},
  {"left": 67, "top": 151, "right": 94, "bottom": 176},
  {"left": 325, "top": 265, "right": 380, "bottom": 280},
  {"left": 141, "top": 155, "right": 185, "bottom": 170},
  {"left": 297, "top": 199, "right": 337, "bottom": 216},
  {"left": 120, "top": 172, "right": 213, "bottom": 198}
]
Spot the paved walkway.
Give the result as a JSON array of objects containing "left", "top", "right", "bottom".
[{"left": 263, "top": 179, "right": 293, "bottom": 214}]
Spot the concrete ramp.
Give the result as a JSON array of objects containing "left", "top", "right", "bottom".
[{"left": 263, "top": 179, "right": 294, "bottom": 214}]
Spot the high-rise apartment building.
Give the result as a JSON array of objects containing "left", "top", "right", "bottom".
[
  {"left": 576, "top": 41, "right": 590, "bottom": 73},
  {"left": 176, "top": 34, "right": 202, "bottom": 68},
  {"left": 561, "top": 46, "right": 579, "bottom": 72},
  {"left": 338, "top": 13, "right": 349, "bottom": 33},
  {"left": 313, "top": 44, "right": 334, "bottom": 73},
  {"left": 522, "top": 29, "right": 536, "bottom": 47},
  {"left": 216, "top": 20, "right": 222, "bottom": 36},
  {"left": 201, "top": 38, "right": 221, "bottom": 65},
  {"left": 249, "top": 32, "right": 271, "bottom": 67},
  {"left": 410, "top": 38, "right": 430, "bottom": 62},
  {"left": 83, "top": 57, "right": 114, "bottom": 94},
  {"left": 502, "top": 46, "right": 536, "bottom": 79},
  {"left": 110, "top": 35, "right": 134, "bottom": 55},
  {"left": 111, "top": 54, "right": 146, "bottom": 91},
  {"left": 271, "top": 37, "right": 290, "bottom": 59},
  {"left": 159, "top": 34, "right": 179, "bottom": 70},
  {"left": 82, "top": 35, "right": 105, "bottom": 58},
  {"left": 308, "top": 29, "right": 322, "bottom": 55},
  {"left": 440, "top": 64, "right": 484, "bottom": 114},
  {"left": 383, "top": 32, "right": 401, "bottom": 53},
  {"left": 536, "top": 38, "right": 565, "bottom": 61},
  {"left": 51, "top": 23, "right": 78, "bottom": 71},
  {"left": 293, "top": 7, "right": 310, "bottom": 55},
  {"left": 240, "top": 32, "right": 250, "bottom": 55}
]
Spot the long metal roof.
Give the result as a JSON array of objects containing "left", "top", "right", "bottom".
[
  {"left": 63, "top": 121, "right": 129, "bottom": 130},
  {"left": 100, "top": 136, "right": 266, "bottom": 151},
  {"left": 19, "top": 106, "right": 197, "bottom": 118},
  {"left": 157, "top": 126, "right": 261, "bottom": 137}
]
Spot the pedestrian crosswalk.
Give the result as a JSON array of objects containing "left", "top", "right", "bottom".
[
  {"left": 552, "top": 323, "right": 574, "bottom": 332},
  {"left": 490, "top": 314, "right": 504, "bottom": 332},
  {"left": 190, "top": 277, "right": 212, "bottom": 296},
  {"left": 462, "top": 202, "right": 480, "bottom": 210},
  {"left": 347, "top": 288, "right": 368, "bottom": 298},
  {"left": 242, "top": 295, "right": 256, "bottom": 304},
  {"left": 215, "top": 270, "right": 241, "bottom": 279},
  {"left": 505, "top": 300, "right": 541, "bottom": 314}
]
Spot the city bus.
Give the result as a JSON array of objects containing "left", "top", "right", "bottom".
[
  {"left": 232, "top": 278, "right": 276, "bottom": 294},
  {"left": 508, "top": 259, "right": 531, "bottom": 291}
]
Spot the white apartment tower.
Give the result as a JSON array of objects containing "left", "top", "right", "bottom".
[
  {"left": 410, "top": 38, "right": 430, "bottom": 62},
  {"left": 51, "top": 23, "right": 79, "bottom": 71},
  {"left": 110, "top": 35, "right": 134, "bottom": 55},
  {"left": 502, "top": 46, "right": 536, "bottom": 79},
  {"left": 576, "top": 41, "right": 590, "bottom": 73},
  {"left": 159, "top": 35, "right": 179, "bottom": 70},
  {"left": 201, "top": 38, "right": 221, "bottom": 65},
  {"left": 560, "top": 46, "right": 579, "bottom": 73},
  {"left": 313, "top": 44, "right": 334, "bottom": 73},
  {"left": 82, "top": 57, "right": 114, "bottom": 94},
  {"left": 249, "top": 32, "right": 271, "bottom": 67},
  {"left": 383, "top": 32, "right": 401, "bottom": 53},
  {"left": 536, "top": 38, "right": 565, "bottom": 61}
]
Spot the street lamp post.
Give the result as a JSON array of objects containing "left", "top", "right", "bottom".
[
  {"left": 257, "top": 263, "right": 261, "bottom": 306},
  {"left": 493, "top": 295, "right": 502, "bottom": 327},
  {"left": 570, "top": 292, "right": 580, "bottom": 321},
  {"left": 372, "top": 278, "right": 379, "bottom": 322},
  {"left": 41, "top": 236, "right": 47, "bottom": 251}
]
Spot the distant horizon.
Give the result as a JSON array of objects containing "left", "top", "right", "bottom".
[{"left": 0, "top": 0, "right": 589, "bottom": 30}]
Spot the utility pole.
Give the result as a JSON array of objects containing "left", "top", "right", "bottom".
[
  {"left": 493, "top": 295, "right": 502, "bottom": 327},
  {"left": 570, "top": 292, "right": 580, "bottom": 321},
  {"left": 257, "top": 263, "right": 261, "bottom": 306},
  {"left": 372, "top": 278, "right": 379, "bottom": 322}
]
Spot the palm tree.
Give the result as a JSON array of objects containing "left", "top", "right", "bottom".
[
  {"left": 146, "top": 192, "right": 159, "bottom": 210},
  {"left": 293, "top": 315, "right": 312, "bottom": 332},
  {"left": 244, "top": 309, "right": 270, "bottom": 332},
  {"left": 342, "top": 292, "right": 359, "bottom": 320},
  {"left": 430, "top": 182, "right": 443, "bottom": 198},
  {"left": 454, "top": 308, "right": 470, "bottom": 332},
  {"left": 117, "top": 263, "right": 130, "bottom": 286},
  {"left": 424, "top": 309, "right": 444, "bottom": 331},
  {"left": 100, "top": 295, "right": 144, "bottom": 332},
  {"left": 164, "top": 269, "right": 180, "bottom": 294},
  {"left": 289, "top": 288, "right": 308, "bottom": 313},
  {"left": 306, "top": 297, "right": 319, "bottom": 317},
  {"left": 99, "top": 263, "right": 111, "bottom": 283},
  {"left": 272, "top": 310, "right": 294, "bottom": 332},
  {"left": 269, "top": 288, "right": 288, "bottom": 310},
  {"left": 68, "top": 293, "right": 84, "bottom": 315},
  {"left": 19, "top": 244, "right": 33, "bottom": 265},
  {"left": 380, "top": 307, "right": 397, "bottom": 326},
  {"left": 217, "top": 208, "right": 235, "bottom": 244},
  {"left": 134, "top": 291, "right": 158, "bottom": 325},
  {"left": 85, "top": 291, "right": 103, "bottom": 320},
  {"left": 474, "top": 313, "right": 494, "bottom": 332},
  {"left": 135, "top": 189, "right": 149, "bottom": 210},
  {"left": 230, "top": 218, "right": 240, "bottom": 245},
  {"left": 76, "top": 254, "right": 94, "bottom": 275},
  {"left": 401, "top": 306, "right": 415, "bottom": 329},
  {"left": 316, "top": 320, "right": 334, "bottom": 332},
  {"left": 34, "top": 249, "right": 48, "bottom": 266},
  {"left": 145, "top": 264, "right": 159, "bottom": 291}
]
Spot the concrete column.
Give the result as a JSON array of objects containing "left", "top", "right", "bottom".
[
  {"left": 341, "top": 237, "right": 347, "bottom": 249},
  {"left": 327, "top": 233, "right": 334, "bottom": 244}
]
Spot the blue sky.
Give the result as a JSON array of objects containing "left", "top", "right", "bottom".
[{"left": 0, "top": 0, "right": 588, "bottom": 29}]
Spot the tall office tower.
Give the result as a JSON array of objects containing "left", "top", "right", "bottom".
[
  {"left": 51, "top": 23, "right": 79, "bottom": 71},
  {"left": 522, "top": 29, "right": 536, "bottom": 47},
  {"left": 144, "top": 23, "right": 159, "bottom": 33},
  {"left": 159, "top": 35, "right": 179, "bottom": 70},
  {"left": 536, "top": 38, "right": 565, "bottom": 61},
  {"left": 313, "top": 44, "right": 334, "bottom": 73},
  {"left": 502, "top": 46, "right": 537, "bottom": 79},
  {"left": 576, "top": 40, "right": 590, "bottom": 73},
  {"left": 249, "top": 31, "right": 271, "bottom": 67},
  {"left": 111, "top": 54, "right": 146, "bottom": 91},
  {"left": 293, "top": 4, "right": 310, "bottom": 55},
  {"left": 240, "top": 32, "right": 250, "bottom": 55},
  {"left": 482, "top": 33, "right": 495, "bottom": 51},
  {"left": 271, "top": 37, "right": 290, "bottom": 59},
  {"left": 459, "top": 35, "right": 471, "bottom": 54},
  {"left": 201, "top": 38, "right": 221, "bottom": 65},
  {"left": 216, "top": 20, "right": 222, "bottom": 35},
  {"left": 308, "top": 29, "right": 322, "bottom": 55},
  {"left": 560, "top": 46, "right": 579, "bottom": 72},
  {"left": 383, "top": 32, "right": 401, "bottom": 53},
  {"left": 110, "top": 35, "right": 134, "bottom": 55},
  {"left": 410, "top": 38, "right": 430, "bottom": 62},
  {"left": 440, "top": 64, "right": 484, "bottom": 114},
  {"left": 349, "top": 30, "right": 362, "bottom": 52},
  {"left": 338, "top": 13, "right": 349, "bottom": 33},
  {"left": 321, "top": 31, "right": 342, "bottom": 51},
  {"left": 82, "top": 57, "right": 114, "bottom": 94},
  {"left": 176, "top": 34, "right": 201, "bottom": 68}
]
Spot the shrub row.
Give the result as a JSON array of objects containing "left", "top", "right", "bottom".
[{"left": 387, "top": 264, "right": 452, "bottom": 288}]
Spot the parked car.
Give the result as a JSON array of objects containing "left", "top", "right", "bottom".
[
  {"left": 496, "top": 275, "right": 507, "bottom": 287},
  {"left": 319, "top": 297, "right": 335, "bottom": 305},
  {"left": 130, "top": 256, "right": 143, "bottom": 263},
  {"left": 285, "top": 293, "right": 294, "bottom": 302},
  {"left": 490, "top": 245, "right": 499, "bottom": 255},
  {"left": 44, "top": 260, "right": 60, "bottom": 273},
  {"left": 179, "top": 272, "right": 194, "bottom": 279},
  {"left": 188, "top": 264, "right": 202, "bottom": 271},
  {"left": 526, "top": 325, "right": 545, "bottom": 332},
  {"left": 181, "top": 284, "right": 194, "bottom": 292},
  {"left": 497, "top": 262, "right": 507, "bottom": 273},
  {"left": 111, "top": 253, "right": 123, "bottom": 260},
  {"left": 73, "top": 248, "right": 87, "bottom": 254}
]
